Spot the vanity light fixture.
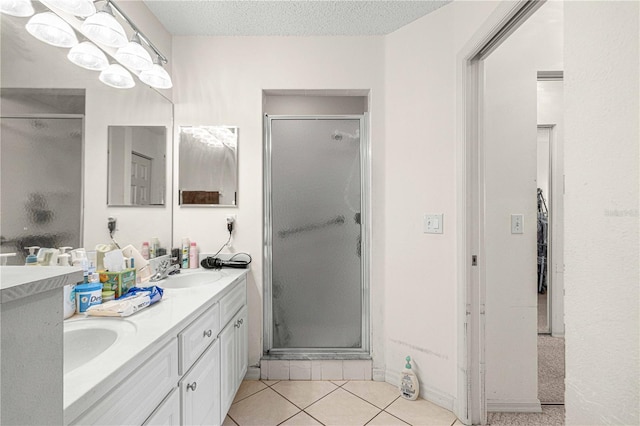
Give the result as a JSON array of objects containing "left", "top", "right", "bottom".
[
  {"left": 25, "top": 11, "right": 78, "bottom": 48},
  {"left": 81, "top": 0, "right": 127, "bottom": 48},
  {"left": 41, "top": 0, "right": 95, "bottom": 17},
  {"left": 115, "top": 33, "right": 152, "bottom": 71},
  {"left": 0, "top": 0, "right": 34, "bottom": 17},
  {"left": 139, "top": 55, "right": 172, "bottom": 89},
  {"left": 99, "top": 63, "right": 135, "bottom": 89},
  {"left": 68, "top": 41, "right": 109, "bottom": 70}
]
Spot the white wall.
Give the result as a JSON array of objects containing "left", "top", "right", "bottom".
[
  {"left": 171, "top": 35, "right": 385, "bottom": 370},
  {"left": 384, "top": 1, "right": 501, "bottom": 410},
  {"left": 564, "top": 2, "right": 639, "bottom": 424}
]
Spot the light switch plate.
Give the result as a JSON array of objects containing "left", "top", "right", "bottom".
[
  {"left": 424, "top": 214, "right": 444, "bottom": 234},
  {"left": 511, "top": 214, "right": 524, "bottom": 234}
]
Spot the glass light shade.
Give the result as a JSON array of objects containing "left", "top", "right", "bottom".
[
  {"left": 42, "top": 0, "right": 95, "bottom": 17},
  {"left": 68, "top": 41, "right": 108, "bottom": 70},
  {"left": 0, "top": 0, "right": 34, "bottom": 17},
  {"left": 81, "top": 8, "right": 127, "bottom": 48},
  {"left": 99, "top": 64, "right": 135, "bottom": 89},
  {"left": 115, "top": 40, "right": 153, "bottom": 71},
  {"left": 139, "top": 62, "right": 172, "bottom": 89},
  {"left": 26, "top": 12, "right": 78, "bottom": 48}
]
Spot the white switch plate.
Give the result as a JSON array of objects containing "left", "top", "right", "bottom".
[
  {"left": 511, "top": 214, "right": 524, "bottom": 234},
  {"left": 424, "top": 214, "right": 444, "bottom": 234}
]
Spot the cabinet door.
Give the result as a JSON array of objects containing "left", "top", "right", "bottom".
[
  {"left": 219, "top": 320, "right": 236, "bottom": 420},
  {"left": 236, "top": 306, "right": 248, "bottom": 384},
  {"left": 144, "top": 388, "right": 180, "bottom": 426},
  {"left": 181, "top": 339, "right": 221, "bottom": 426}
]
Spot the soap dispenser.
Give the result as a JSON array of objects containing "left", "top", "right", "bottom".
[
  {"left": 24, "top": 246, "right": 39, "bottom": 266},
  {"left": 399, "top": 356, "right": 419, "bottom": 400}
]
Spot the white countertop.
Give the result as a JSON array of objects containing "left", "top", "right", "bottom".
[
  {"left": 0, "top": 266, "right": 83, "bottom": 304},
  {"left": 63, "top": 267, "right": 249, "bottom": 424}
]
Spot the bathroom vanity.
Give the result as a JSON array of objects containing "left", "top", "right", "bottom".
[{"left": 63, "top": 268, "right": 248, "bottom": 426}]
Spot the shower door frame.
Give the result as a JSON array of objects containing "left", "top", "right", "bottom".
[{"left": 263, "top": 114, "right": 371, "bottom": 359}]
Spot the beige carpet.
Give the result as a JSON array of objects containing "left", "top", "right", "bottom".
[
  {"left": 538, "top": 335, "right": 565, "bottom": 404},
  {"left": 488, "top": 406, "right": 565, "bottom": 425}
]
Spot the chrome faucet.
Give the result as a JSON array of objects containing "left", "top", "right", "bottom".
[{"left": 150, "top": 259, "right": 181, "bottom": 282}]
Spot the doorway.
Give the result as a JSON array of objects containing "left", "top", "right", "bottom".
[
  {"left": 263, "top": 114, "right": 370, "bottom": 358},
  {"left": 456, "top": 0, "right": 564, "bottom": 424}
]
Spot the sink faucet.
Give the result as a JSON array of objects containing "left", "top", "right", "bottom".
[{"left": 150, "top": 259, "right": 181, "bottom": 282}]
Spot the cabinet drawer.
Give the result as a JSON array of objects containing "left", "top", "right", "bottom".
[
  {"left": 220, "top": 278, "right": 246, "bottom": 326},
  {"left": 71, "top": 339, "right": 179, "bottom": 426},
  {"left": 179, "top": 302, "right": 220, "bottom": 374},
  {"left": 143, "top": 387, "right": 180, "bottom": 426}
]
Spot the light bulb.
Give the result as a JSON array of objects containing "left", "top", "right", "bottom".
[
  {"left": 68, "top": 41, "right": 108, "bottom": 71},
  {"left": 81, "top": 3, "right": 127, "bottom": 48},
  {"left": 0, "top": 0, "right": 34, "bottom": 17},
  {"left": 99, "top": 64, "right": 135, "bottom": 89},
  {"left": 25, "top": 12, "right": 78, "bottom": 48},
  {"left": 139, "top": 56, "right": 172, "bottom": 89}
]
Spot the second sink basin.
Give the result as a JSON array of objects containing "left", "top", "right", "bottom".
[
  {"left": 64, "top": 319, "right": 137, "bottom": 374},
  {"left": 159, "top": 270, "right": 226, "bottom": 289}
]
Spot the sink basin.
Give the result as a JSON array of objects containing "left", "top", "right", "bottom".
[
  {"left": 64, "top": 319, "right": 137, "bottom": 374},
  {"left": 159, "top": 271, "right": 225, "bottom": 289}
]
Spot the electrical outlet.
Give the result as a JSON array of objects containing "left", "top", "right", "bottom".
[
  {"left": 107, "top": 216, "right": 117, "bottom": 234},
  {"left": 226, "top": 215, "right": 236, "bottom": 234}
]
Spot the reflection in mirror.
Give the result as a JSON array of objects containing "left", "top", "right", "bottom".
[
  {"left": 108, "top": 126, "right": 167, "bottom": 206},
  {"left": 179, "top": 126, "right": 238, "bottom": 206}
]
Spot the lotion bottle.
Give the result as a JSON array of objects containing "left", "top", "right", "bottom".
[
  {"left": 189, "top": 241, "right": 198, "bottom": 268},
  {"left": 24, "top": 246, "right": 39, "bottom": 266},
  {"left": 399, "top": 356, "right": 419, "bottom": 400},
  {"left": 181, "top": 238, "right": 190, "bottom": 269}
]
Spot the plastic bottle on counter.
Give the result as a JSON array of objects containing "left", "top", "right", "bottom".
[
  {"left": 63, "top": 284, "right": 76, "bottom": 319},
  {"left": 189, "top": 241, "right": 198, "bottom": 268},
  {"left": 24, "top": 246, "right": 39, "bottom": 266},
  {"left": 150, "top": 237, "right": 159, "bottom": 259},
  {"left": 181, "top": 238, "right": 190, "bottom": 269},
  {"left": 141, "top": 242, "right": 150, "bottom": 260}
]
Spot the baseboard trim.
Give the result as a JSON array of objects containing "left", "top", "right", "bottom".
[
  {"left": 372, "top": 368, "right": 385, "bottom": 382},
  {"left": 487, "top": 399, "right": 542, "bottom": 413},
  {"left": 245, "top": 367, "right": 261, "bottom": 380},
  {"left": 385, "top": 368, "right": 456, "bottom": 412}
]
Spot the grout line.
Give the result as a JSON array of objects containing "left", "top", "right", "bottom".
[
  {"left": 275, "top": 409, "right": 303, "bottom": 426},
  {"left": 232, "top": 382, "right": 271, "bottom": 404},
  {"left": 302, "top": 410, "right": 327, "bottom": 425},
  {"left": 226, "top": 413, "right": 239, "bottom": 426},
  {"left": 380, "top": 410, "right": 411, "bottom": 426}
]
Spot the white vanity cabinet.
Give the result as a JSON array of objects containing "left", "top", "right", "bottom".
[
  {"left": 220, "top": 283, "right": 248, "bottom": 421},
  {"left": 180, "top": 338, "right": 221, "bottom": 425}
]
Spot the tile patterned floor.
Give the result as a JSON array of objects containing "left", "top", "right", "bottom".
[{"left": 225, "top": 380, "right": 461, "bottom": 426}]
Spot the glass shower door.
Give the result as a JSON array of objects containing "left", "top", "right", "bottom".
[{"left": 265, "top": 116, "right": 368, "bottom": 354}]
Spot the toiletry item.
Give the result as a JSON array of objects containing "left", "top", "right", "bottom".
[
  {"left": 37, "top": 247, "right": 58, "bottom": 266},
  {"left": 63, "top": 284, "right": 76, "bottom": 319},
  {"left": 24, "top": 246, "right": 39, "bottom": 266},
  {"left": 189, "top": 242, "right": 198, "bottom": 268},
  {"left": 95, "top": 244, "right": 111, "bottom": 271},
  {"left": 75, "top": 282, "right": 103, "bottom": 313},
  {"left": 121, "top": 244, "right": 152, "bottom": 283},
  {"left": 84, "top": 285, "right": 163, "bottom": 317},
  {"left": 150, "top": 237, "right": 160, "bottom": 259},
  {"left": 399, "top": 356, "right": 419, "bottom": 400},
  {"left": 181, "top": 238, "right": 190, "bottom": 269},
  {"left": 57, "top": 253, "right": 71, "bottom": 267},
  {"left": 141, "top": 242, "right": 150, "bottom": 260},
  {"left": 103, "top": 249, "right": 125, "bottom": 272},
  {"left": 99, "top": 268, "right": 136, "bottom": 299},
  {"left": 101, "top": 290, "right": 115, "bottom": 303}
]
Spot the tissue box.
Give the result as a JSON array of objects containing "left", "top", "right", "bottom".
[{"left": 99, "top": 269, "right": 136, "bottom": 299}]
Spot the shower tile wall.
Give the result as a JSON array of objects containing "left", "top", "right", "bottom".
[{"left": 261, "top": 360, "right": 373, "bottom": 381}]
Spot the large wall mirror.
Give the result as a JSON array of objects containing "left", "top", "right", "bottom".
[
  {"left": 1, "top": 6, "right": 173, "bottom": 263},
  {"left": 179, "top": 126, "right": 238, "bottom": 206},
  {"left": 108, "top": 126, "right": 167, "bottom": 206}
]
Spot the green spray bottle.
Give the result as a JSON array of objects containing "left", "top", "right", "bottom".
[{"left": 399, "top": 355, "right": 419, "bottom": 400}]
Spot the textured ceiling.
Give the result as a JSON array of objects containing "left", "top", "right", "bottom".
[{"left": 142, "top": 1, "right": 452, "bottom": 36}]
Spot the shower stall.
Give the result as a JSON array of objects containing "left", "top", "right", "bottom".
[{"left": 263, "top": 115, "right": 370, "bottom": 358}]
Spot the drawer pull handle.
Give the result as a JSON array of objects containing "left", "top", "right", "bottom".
[
  {"left": 187, "top": 382, "right": 197, "bottom": 392},
  {"left": 203, "top": 329, "right": 213, "bottom": 338}
]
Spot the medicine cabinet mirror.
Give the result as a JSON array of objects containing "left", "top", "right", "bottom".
[
  {"left": 108, "top": 126, "right": 167, "bottom": 206},
  {"left": 178, "top": 126, "right": 238, "bottom": 206}
]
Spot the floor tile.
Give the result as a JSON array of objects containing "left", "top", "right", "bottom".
[
  {"left": 223, "top": 415, "right": 238, "bottom": 425},
  {"left": 233, "top": 380, "right": 268, "bottom": 403},
  {"left": 320, "top": 360, "right": 343, "bottom": 380},
  {"left": 306, "top": 388, "right": 381, "bottom": 426},
  {"left": 269, "top": 360, "right": 291, "bottom": 380},
  {"left": 452, "top": 420, "right": 464, "bottom": 425},
  {"left": 228, "top": 388, "right": 300, "bottom": 426},
  {"left": 280, "top": 411, "right": 323, "bottom": 425},
  {"left": 272, "top": 380, "right": 338, "bottom": 409},
  {"left": 343, "top": 360, "right": 372, "bottom": 380},
  {"left": 343, "top": 381, "right": 400, "bottom": 409},
  {"left": 366, "top": 411, "right": 410, "bottom": 425},
  {"left": 262, "top": 380, "right": 280, "bottom": 387},
  {"left": 331, "top": 380, "right": 347, "bottom": 387},
  {"left": 290, "top": 361, "right": 312, "bottom": 380},
  {"left": 386, "top": 397, "right": 457, "bottom": 425}
]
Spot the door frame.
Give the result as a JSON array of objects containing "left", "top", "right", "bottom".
[
  {"left": 455, "top": 1, "right": 545, "bottom": 424},
  {"left": 262, "top": 114, "right": 371, "bottom": 358}
]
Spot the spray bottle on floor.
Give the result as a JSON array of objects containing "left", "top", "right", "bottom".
[{"left": 399, "top": 355, "right": 419, "bottom": 400}]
